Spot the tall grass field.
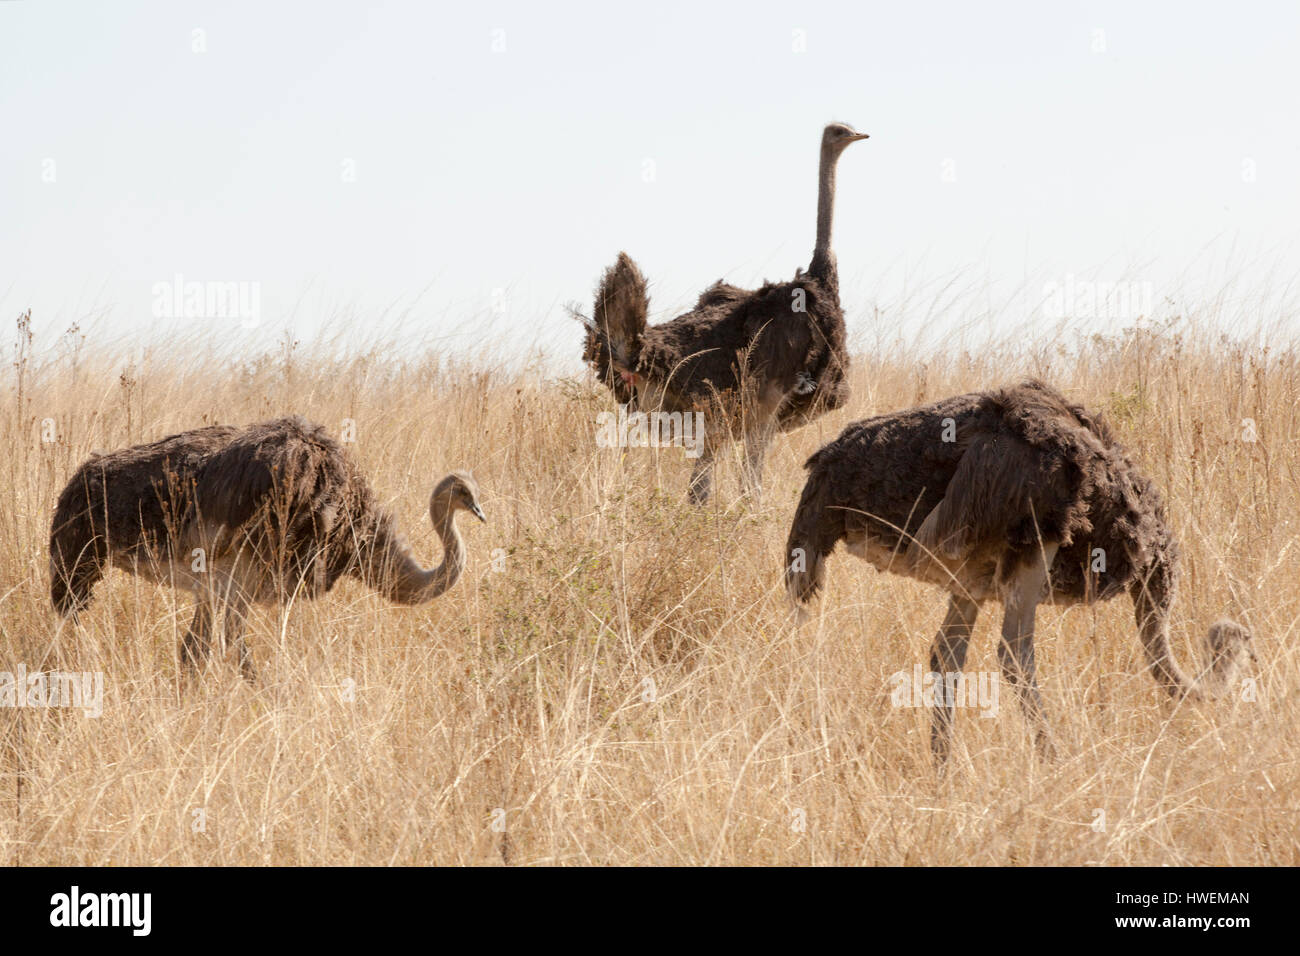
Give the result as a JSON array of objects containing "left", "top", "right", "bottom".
[{"left": 1, "top": 311, "right": 1296, "bottom": 865}]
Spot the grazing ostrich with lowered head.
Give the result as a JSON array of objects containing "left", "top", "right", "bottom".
[
  {"left": 50, "top": 417, "right": 485, "bottom": 680},
  {"left": 785, "top": 380, "right": 1252, "bottom": 763},
  {"left": 581, "top": 122, "right": 868, "bottom": 503}
]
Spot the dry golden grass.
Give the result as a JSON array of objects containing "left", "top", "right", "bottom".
[{"left": 1, "top": 314, "right": 1297, "bottom": 865}]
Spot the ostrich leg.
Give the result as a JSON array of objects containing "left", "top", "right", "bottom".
[
  {"left": 180, "top": 603, "right": 213, "bottom": 674},
  {"left": 687, "top": 448, "right": 715, "bottom": 505},
  {"left": 997, "top": 543, "right": 1059, "bottom": 760},
  {"left": 740, "top": 426, "right": 772, "bottom": 503},
  {"left": 222, "top": 593, "right": 257, "bottom": 682},
  {"left": 929, "top": 594, "right": 981, "bottom": 765}
]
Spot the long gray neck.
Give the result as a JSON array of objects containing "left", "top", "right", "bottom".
[
  {"left": 370, "top": 501, "right": 466, "bottom": 605},
  {"left": 808, "top": 143, "right": 841, "bottom": 285}
]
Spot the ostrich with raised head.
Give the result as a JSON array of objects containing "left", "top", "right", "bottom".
[{"left": 581, "top": 122, "right": 869, "bottom": 502}]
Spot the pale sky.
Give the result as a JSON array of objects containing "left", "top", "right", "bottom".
[{"left": 3, "top": 0, "right": 1298, "bottom": 359}]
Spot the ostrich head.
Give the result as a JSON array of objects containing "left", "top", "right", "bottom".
[
  {"left": 431, "top": 471, "right": 486, "bottom": 524},
  {"left": 1207, "top": 618, "right": 1256, "bottom": 668},
  {"left": 822, "top": 122, "right": 869, "bottom": 154}
]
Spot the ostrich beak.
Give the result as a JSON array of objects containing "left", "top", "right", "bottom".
[
  {"left": 471, "top": 503, "right": 486, "bottom": 523},
  {"left": 851, "top": 132, "right": 870, "bottom": 142}
]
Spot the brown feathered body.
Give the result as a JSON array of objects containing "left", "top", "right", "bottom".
[
  {"left": 583, "top": 253, "right": 851, "bottom": 433},
  {"left": 50, "top": 417, "right": 397, "bottom": 615},
  {"left": 786, "top": 380, "right": 1251, "bottom": 761},
  {"left": 786, "top": 379, "right": 1167, "bottom": 606}
]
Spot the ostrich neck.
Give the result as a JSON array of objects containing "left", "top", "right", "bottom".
[
  {"left": 380, "top": 503, "right": 466, "bottom": 605},
  {"left": 808, "top": 145, "right": 840, "bottom": 283}
]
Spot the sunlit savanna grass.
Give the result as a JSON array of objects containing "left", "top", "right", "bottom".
[{"left": 1, "top": 313, "right": 1297, "bottom": 865}]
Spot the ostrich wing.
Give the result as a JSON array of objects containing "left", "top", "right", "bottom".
[
  {"left": 189, "top": 421, "right": 347, "bottom": 594},
  {"left": 909, "top": 432, "right": 1061, "bottom": 564},
  {"left": 191, "top": 443, "right": 279, "bottom": 535},
  {"left": 638, "top": 281, "right": 817, "bottom": 407}
]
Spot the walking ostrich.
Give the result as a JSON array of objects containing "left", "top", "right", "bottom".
[
  {"left": 784, "top": 380, "right": 1252, "bottom": 763},
  {"left": 580, "top": 122, "right": 868, "bottom": 503},
  {"left": 49, "top": 417, "right": 485, "bottom": 680}
]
